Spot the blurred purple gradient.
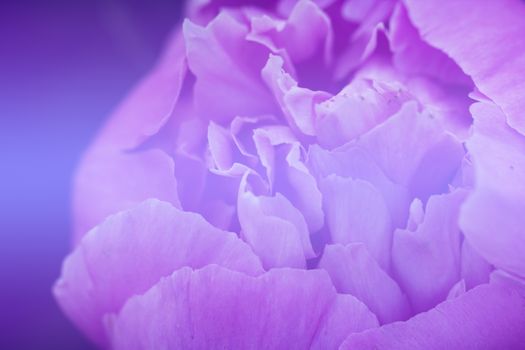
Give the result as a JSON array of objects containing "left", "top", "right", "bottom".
[{"left": 0, "top": 1, "right": 184, "bottom": 348}]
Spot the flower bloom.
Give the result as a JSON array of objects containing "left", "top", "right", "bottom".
[{"left": 55, "top": 0, "right": 525, "bottom": 348}]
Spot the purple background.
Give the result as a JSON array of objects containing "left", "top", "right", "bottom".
[{"left": 0, "top": 1, "right": 184, "bottom": 348}]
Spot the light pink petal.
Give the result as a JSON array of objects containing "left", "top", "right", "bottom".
[
  {"left": 315, "top": 79, "right": 411, "bottom": 149},
  {"left": 253, "top": 126, "right": 325, "bottom": 232},
  {"left": 231, "top": 115, "right": 273, "bottom": 159},
  {"left": 238, "top": 174, "right": 315, "bottom": 268},
  {"left": 262, "top": 54, "right": 331, "bottom": 136},
  {"left": 333, "top": 22, "right": 385, "bottom": 80},
  {"left": 392, "top": 190, "right": 466, "bottom": 312},
  {"left": 388, "top": 3, "right": 470, "bottom": 86},
  {"left": 320, "top": 174, "right": 392, "bottom": 270},
  {"left": 357, "top": 101, "right": 464, "bottom": 201},
  {"left": 282, "top": 144, "right": 325, "bottom": 232},
  {"left": 183, "top": 12, "right": 275, "bottom": 123},
  {"left": 340, "top": 283, "right": 525, "bottom": 349},
  {"left": 248, "top": 0, "right": 332, "bottom": 63},
  {"left": 253, "top": 124, "right": 298, "bottom": 184},
  {"left": 72, "top": 33, "right": 188, "bottom": 242},
  {"left": 308, "top": 144, "right": 410, "bottom": 229},
  {"left": 459, "top": 102, "right": 525, "bottom": 277},
  {"left": 404, "top": 0, "right": 525, "bottom": 135},
  {"left": 404, "top": 78, "right": 473, "bottom": 141},
  {"left": 54, "top": 200, "right": 263, "bottom": 345},
  {"left": 73, "top": 149, "right": 180, "bottom": 243},
  {"left": 108, "top": 265, "right": 379, "bottom": 350},
  {"left": 319, "top": 243, "right": 411, "bottom": 324},
  {"left": 207, "top": 121, "right": 236, "bottom": 171},
  {"left": 460, "top": 239, "right": 492, "bottom": 290}
]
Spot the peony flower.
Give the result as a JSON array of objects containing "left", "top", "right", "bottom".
[{"left": 55, "top": 0, "right": 525, "bottom": 348}]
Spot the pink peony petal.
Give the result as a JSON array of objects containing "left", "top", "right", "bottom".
[
  {"left": 72, "top": 32, "right": 188, "bottom": 242},
  {"left": 388, "top": 3, "right": 470, "bottom": 86},
  {"left": 404, "top": 0, "right": 525, "bottom": 135},
  {"left": 253, "top": 125, "right": 325, "bottom": 232},
  {"left": 308, "top": 143, "right": 410, "bottom": 229},
  {"left": 262, "top": 54, "right": 331, "bottom": 136},
  {"left": 315, "top": 78, "right": 411, "bottom": 149},
  {"left": 54, "top": 200, "right": 263, "bottom": 345},
  {"left": 357, "top": 101, "right": 464, "bottom": 201},
  {"left": 319, "top": 243, "right": 411, "bottom": 324},
  {"left": 73, "top": 149, "right": 180, "bottom": 243},
  {"left": 460, "top": 101, "right": 525, "bottom": 278},
  {"left": 320, "top": 174, "right": 392, "bottom": 270},
  {"left": 392, "top": 190, "right": 466, "bottom": 313},
  {"left": 237, "top": 174, "right": 315, "bottom": 268},
  {"left": 108, "top": 265, "right": 379, "bottom": 349},
  {"left": 340, "top": 283, "right": 525, "bottom": 349},
  {"left": 183, "top": 12, "right": 275, "bottom": 123},
  {"left": 460, "top": 239, "right": 492, "bottom": 290},
  {"left": 248, "top": 0, "right": 332, "bottom": 63}
]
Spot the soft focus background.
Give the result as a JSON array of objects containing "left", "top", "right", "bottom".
[{"left": 0, "top": 1, "right": 184, "bottom": 348}]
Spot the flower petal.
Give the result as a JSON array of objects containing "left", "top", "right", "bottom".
[
  {"left": 460, "top": 239, "right": 492, "bottom": 290},
  {"left": 183, "top": 12, "right": 275, "bottom": 123},
  {"left": 73, "top": 149, "right": 180, "bottom": 243},
  {"left": 314, "top": 78, "right": 411, "bottom": 149},
  {"left": 357, "top": 101, "right": 464, "bottom": 202},
  {"left": 320, "top": 175, "right": 392, "bottom": 270},
  {"left": 248, "top": 0, "right": 332, "bottom": 63},
  {"left": 392, "top": 190, "right": 466, "bottom": 312},
  {"left": 404, "top": 0, "right": 525, "bottom": 135},
  {"left": 460, "top": 102, "right": 525, "bottom": 277},
  {"left": 54, "top": 200, "right": 263, "bottom": 345},
  {"left": 253, "top": 125, "right": 325, "bottom": 232},
  {"left": 388, "top": 3, "right": 470, "bottom": 86},
  {"left": 319, "top": 243, "right": 411, "bottom": 324},
  {"left": 308, "top": 144, "right": 410, "bottom": 229},
  {"left": 237, "top": 174, "right": 315, "bottom": 268},
  {"left": 261, "top": 54, "right": 331, "bottom": 136},
  {"left": 340, "top": 283, "right": 525, "bottom": 349},
  {"left": 108, "top": 265, "right": 379, "bottom": 349}
]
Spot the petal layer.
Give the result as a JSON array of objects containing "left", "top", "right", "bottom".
[
  {"left": 54, "top": 200, "right": 263, "bottom": 345},
  {"left": 340, "top": 283, "right": 525, "bottom": 349},
  {"left": 108, "top": 265, "right": 379, "bottom": 350},
  {"left": 404, "top": 0, "right": 525, "bottom": 135}
]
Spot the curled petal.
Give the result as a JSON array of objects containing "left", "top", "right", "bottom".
[
  {"left": 262, "top": 54, "right": 331, "bottom": 136},
  {"left": 183, "top": 12, "right": 275, "bottom": 123},
  {"left": 253, "top": 126, "right": 325, "bottom": 232},
  {"left": 238, "top": 174, "right": 315, "bottom": 268},
  {"left": 315, "top": 78, "right": 411, "bottom": 149},
  {"left": 248, "top": 0, "right": 333, "bottom": 63}
]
